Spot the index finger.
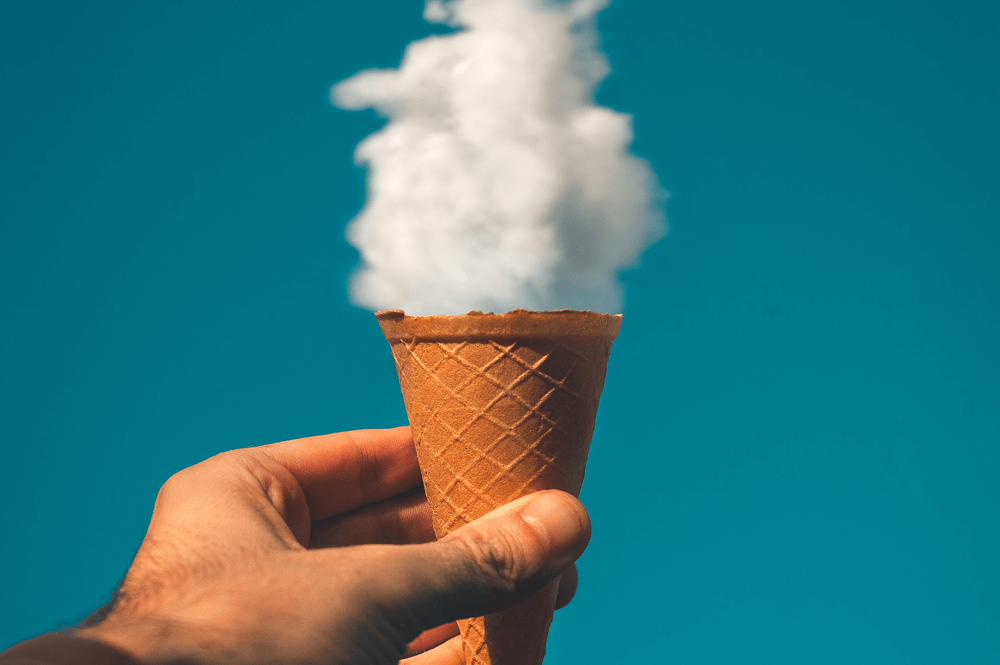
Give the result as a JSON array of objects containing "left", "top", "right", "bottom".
[{"left": 258, "top": 427, "right": 422, "bottom": 523}]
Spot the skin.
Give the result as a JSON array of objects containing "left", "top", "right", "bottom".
[{"left": 12, "top": 427, "right": 590, "bottom": 664}]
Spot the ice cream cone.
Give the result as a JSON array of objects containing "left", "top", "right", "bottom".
[{"left": 376, "top": 309, "right": 621, "bottom": 665}]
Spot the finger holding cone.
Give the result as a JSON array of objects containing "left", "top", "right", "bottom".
[{"left": 377, "top": 309, "right": 621, "bottom": 665}]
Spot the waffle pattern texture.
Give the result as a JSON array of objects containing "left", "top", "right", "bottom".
[{"left": 378, "top": 310, "right": 619, "bottom": 665}]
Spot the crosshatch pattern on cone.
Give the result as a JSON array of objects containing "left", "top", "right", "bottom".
[
  {"left": 457, "top": 581, "right": 559, "bottom": 665},
  {"left": 377, "top": 310, "right": 621, "bottom": 665},
  {"left": 387, "top": 335, "right": 613, "bottom": 534}
]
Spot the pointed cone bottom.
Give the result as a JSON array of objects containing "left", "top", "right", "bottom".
[{"left": 377, "top": 309, "right": 622, "bottom": 665}]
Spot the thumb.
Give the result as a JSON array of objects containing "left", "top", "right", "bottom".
[{"left": 384, "top": 490, "right": 591, "bottom": 635}]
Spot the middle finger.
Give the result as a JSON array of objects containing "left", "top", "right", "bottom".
[{"left": 309, "top": 489, "right": 435, "bottom": 548}]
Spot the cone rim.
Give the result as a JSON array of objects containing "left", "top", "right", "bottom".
[{"left": 375, "top": 309, "right": 622, "bottom": 341}]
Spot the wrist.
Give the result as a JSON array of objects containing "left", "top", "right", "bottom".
[
  {"left": 0, "top": 632, "right": 141, "bottom": 665},
  {"left": 75, "top": 621, "right": 166, "bottom": 664},
  {"left": 76, "top": 617, "right": 224, "bottom": 665}
]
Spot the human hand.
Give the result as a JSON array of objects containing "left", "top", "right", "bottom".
[{"left": 74, "top": 427, "right": 590, "bottom": 664}]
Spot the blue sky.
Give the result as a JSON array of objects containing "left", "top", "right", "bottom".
[{"left": 2, "top": 1, "right": 998, "bottom": 661}]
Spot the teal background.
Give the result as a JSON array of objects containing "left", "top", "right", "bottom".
[{"left": 2, "top": 0, "right": 998, "bottom": 661}]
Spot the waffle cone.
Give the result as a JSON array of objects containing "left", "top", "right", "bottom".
[{"left": 377, "top": 309, "right": 621, "bottom": 665}]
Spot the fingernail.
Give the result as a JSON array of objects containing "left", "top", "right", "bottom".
[{"left": 519, "top": 492, "right": 589, "bottom": 565}]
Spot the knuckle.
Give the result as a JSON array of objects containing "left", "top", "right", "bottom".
[
  {"left": 346, "top": 432, "right": 381, "bottom": 503},
  {"left": 452, "top": 524, "right": 524, "bottom": 596},
  {"left": 154, "top": 452, "right": 236, "bottom": 503},
  {"left": 156, "top": 467, "right": 191, "bottom": 499}
]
